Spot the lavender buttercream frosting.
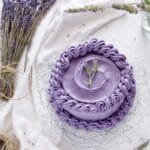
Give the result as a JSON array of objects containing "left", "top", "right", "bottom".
[{"left": 48, "top": 39, "right": 136, "bottom": 130}]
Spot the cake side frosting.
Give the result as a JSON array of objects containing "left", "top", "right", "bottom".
[{"left": 48, "top": 39, "right": 136, "bottom": 130}]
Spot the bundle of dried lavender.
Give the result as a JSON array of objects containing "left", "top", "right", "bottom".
[{"left": 0, "top": 0, "right": 56, "bottom": 101}]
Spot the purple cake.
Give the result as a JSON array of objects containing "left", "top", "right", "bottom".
[{"left": 49, "top": 39, "right": 136, "bottom": 130}]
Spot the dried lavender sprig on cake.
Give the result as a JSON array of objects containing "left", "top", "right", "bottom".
[
  {"left": 0, "top": 0, "right": 56, "bottom": 101},
  {"left": 84, "top": 60, "right": 99, "bottom": 88}
]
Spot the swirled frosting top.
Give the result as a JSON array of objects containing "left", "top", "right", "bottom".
[{"left": 63, "top": 55, "right": 121, "bottom": 103}]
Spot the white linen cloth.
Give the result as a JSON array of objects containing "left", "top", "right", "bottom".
[{"left": 0, "top": 0, "right": 150, "bottom": 150}]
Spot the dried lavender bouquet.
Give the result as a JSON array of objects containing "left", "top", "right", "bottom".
[{"left": 0, "top": 0, "right": 56, "bottom": 101}]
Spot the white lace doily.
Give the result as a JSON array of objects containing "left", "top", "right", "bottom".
[{"left": 33, "top": 41, "right": 150, "bottom": 150}]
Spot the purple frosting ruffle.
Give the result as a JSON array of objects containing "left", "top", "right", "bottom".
[{"left": 48, "top": 39, "right": 136, "bottom": 130}]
